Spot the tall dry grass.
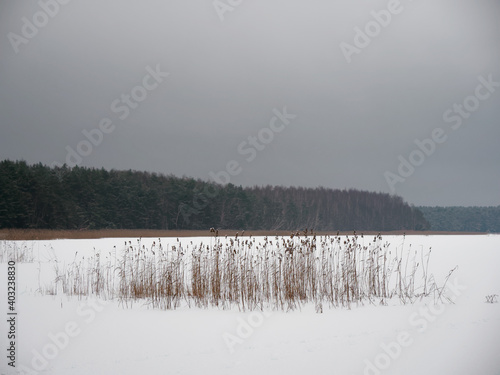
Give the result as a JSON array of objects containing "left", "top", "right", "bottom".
[
  {"left": 43, "top": 231, "right": 454, "bottom": 311},
  {"left": 0, "top": 241, "right": 34, "bottom": 263},
  {"left": 0, "top": 228, "right": 479, "bottom": 241}
]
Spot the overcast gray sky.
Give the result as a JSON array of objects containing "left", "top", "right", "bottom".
[{"left": 1, "top": 0, "right": 499, "bottom": 206}]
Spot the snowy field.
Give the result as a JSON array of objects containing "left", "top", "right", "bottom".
[{"left": 1, "top": 234, "right": 500, "bottom": 375}]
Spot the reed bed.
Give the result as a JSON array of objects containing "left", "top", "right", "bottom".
[
  {"left": 0, "top": 241, "right": 35, "bottom": 263},
  {"left": 45, "top": 231, "right": 453, "bottom": 311}
]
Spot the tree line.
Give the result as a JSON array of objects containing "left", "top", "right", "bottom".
[
  {"left": 0, "top": 160, "right": 429, "bottom": 231},
  {"left": 418, "top": 206, "right": 500, "bottom": 233}
]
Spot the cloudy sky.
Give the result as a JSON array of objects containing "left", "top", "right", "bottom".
[{"left": 1, "top": 0, "right": 499, "bottom": 206}]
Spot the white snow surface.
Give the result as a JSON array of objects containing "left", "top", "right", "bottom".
[{"left": 1, "top": 234, "right": 500, "bottom": 375}]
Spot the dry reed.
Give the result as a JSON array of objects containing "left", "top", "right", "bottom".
[{"left": 41, "top": 231, "right": 454, "bottom": 312}]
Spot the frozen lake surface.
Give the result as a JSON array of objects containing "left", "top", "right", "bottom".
[{"left": 1, "top": 234, "right": 499, "bottom": 375}]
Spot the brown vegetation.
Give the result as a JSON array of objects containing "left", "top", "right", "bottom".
[
  {"left": 41, "top": 231, "right": 456, "bottom": 312},
  {"left": 0, "top": 228, "right": 485, "bottom": 241}
]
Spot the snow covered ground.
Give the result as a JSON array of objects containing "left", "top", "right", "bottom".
[{"left": 1, "top": 234, "right": 500, "bottom": 375}]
